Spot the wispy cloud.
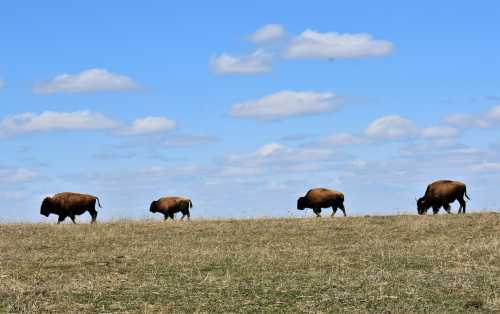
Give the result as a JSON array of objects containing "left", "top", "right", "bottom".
[
  {"left": 320, "top": 115, "right": 459, "bottom": 146},
  {"left": 364, "top": 115, "right": 417, "bottom": 140},
  {"left": 163, "top": 134, "right": 216, "bottom": 147},
  {"left": 210, "top": 50, "right": 272, "bottom": 75},
  {"left": 221, "top": 143, "right": 338, "bottom": 177},
  {"left": 420, "top": 126, "right": 459, "bottom": 139},
  {"left": 0, "top": 111, "right": 177, "bottom": 137},
  {"left": 33, "top": 68, "right": 141, "bottom": 94},
  {"left": 0, "top": 167, "right": 38, "bottom": 184},
  {"left": 118, "top": 117, "right": 176, "bottom": 135},
  {"left": 0, "top": 111, "right": 118, "bottom": 137},
  {"left": 321, "top": 132, "right": 365, "bottom": 146},
  {"left": 469, "top": 162, "right": 500, "bottom": 172},
  {"left": 230, "top": 90, "right": 345, "bottom": 120},
  {"left": 248, "top": 24, "right": 285, "bottom": 43},
  {"left": 286, "top": 30, "right": 394, "bottom": 59},
  {"left": 445, "top": 105, "right": 500, "bottom": 129}
]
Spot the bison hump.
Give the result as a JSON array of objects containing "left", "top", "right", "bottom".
[{"left": 306, "top": 188, "right": 342, "bottom": 202}]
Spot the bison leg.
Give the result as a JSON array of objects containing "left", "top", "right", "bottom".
[
  {"left": 331, "top": 207, "right": 337, "bottom": 217},
  {"left": 443, "top": 203, "right": 452, "bottom": 214},
  {"left": 70, "top": 215, "right": 77, "bottom": 224},
  {"left": 458, "top": 198, "right": 466, "bottom": 214},
  {"left": 88, "top": 209, "right": 98, "bottom": 224},
  {"left": 313, "top": 208, "right": 321, "bottom": 217},
  {"left": 339, "top": 203, "right": 347, "bottom": 217},
  {"left": 432, "top": 206, "right": 440, "bottom": 215},
  {"left": 57, "top": 215, "right": 66, "bottom": 224}
]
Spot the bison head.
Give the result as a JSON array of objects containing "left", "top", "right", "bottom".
[
  {"left": 149, "top": 200, "right": 158, "bottom": 213},
  {"left": 297, "top": 197, "right": 307, "bottom": 210},
  {"left": 416, "top": 197, "right": 428, "bottom": 215},
  {"left": 40, "top": 197, "right": 53, "bottom": 217}
]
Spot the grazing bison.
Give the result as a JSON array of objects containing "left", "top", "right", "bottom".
[
  {"left": 417, "top": 180, "right": 470, "bottom": 215},
  {"left": 150, "top": 197, "right": 192, "bottom": 221},
  {"left": 297, "top": 188, "right": 346, "bottom": 217},
  {"left": 40, "top": 192, "right": 102, "bottom": 224}
]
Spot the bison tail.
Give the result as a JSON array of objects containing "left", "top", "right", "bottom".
[
  {"left": 189, "top": 200, "right": 193, "bottom": 208},
  {"left": 464, "top": 187, "right": 471, "bottom": 201},
  {"left": 96, "top": 197, "right": 103, "bottom": 208}
]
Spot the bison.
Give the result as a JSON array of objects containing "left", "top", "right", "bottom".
[
  {"left": 150, "top": 197, "right": 192, "bottom": 221},
  {"left": 297, "top": 188, "right": 346, "bottom": 217},
  {"left": 40, "top": 192, "right": 102, "bottom": 224},
  {"left": 417, "top": 180, "right": 470, "bottom": 215}
]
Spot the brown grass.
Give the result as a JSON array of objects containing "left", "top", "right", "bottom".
[{"left": 0, "top": 213, "right": 499, "bottom": 313}]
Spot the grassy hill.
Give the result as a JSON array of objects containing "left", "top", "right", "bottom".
[{"left": 1, "top": 213, "right": 499, "bottom": 313}]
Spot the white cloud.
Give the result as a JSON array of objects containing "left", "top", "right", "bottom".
[
  {"left": 254, "top": 143, "right": 285, "bottom": 157},
  {"left": 365, "top": 115, "right": 417, "bottom": 140},
  {"left": 321, "top": 132, "right": 364, "bottom": 145},
  {"left": 0, "top": 111, "right": 117, "bottom": 137},
  {"left": 222, "top": 143, "right": 335, "bottom": 177},
  {"left": 469, "top": 162, "right": 500, "bottom": 172},
  {"left": 230, "top": 90, "right": 343, "bottom": 120},
  {"left": 33, "top": 68, "right": 140, "bottom": 94},
  {"left": 420, "top": 126, "right": 459, "bottom": 139},
  {"left": 120, "top": 116, "right": 176, "bottom": 135},
  {"left": 249, "top": 24, "right": 285, "bottom": 43},
  {"left": 286, "top": 30, "right": 394, "bottom": 59},
  {"left": 320, "top": 117, "right": 459, "bottom": 147},
  {"left": 0, "top": 167, "right": 38, "bottom": 184},
  {"left": 210, "top": 50, "right": 272, "bottom": 75},
  {"left": 399, "top": 140, "right": 478, "bottom": 158},
  {"left": 163, "top": 134, "right": 215, "bottom": 147},
  {"left": 445, "top": 105, "right": 500, "bottom": 129}
]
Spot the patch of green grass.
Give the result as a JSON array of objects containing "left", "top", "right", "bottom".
[{"left": 0, "top": 213, "right": 499, "bottom": 313}]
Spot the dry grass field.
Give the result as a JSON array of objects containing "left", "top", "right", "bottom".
[{"left": 1, "top": 213, "right": 499, "bottom": 313}]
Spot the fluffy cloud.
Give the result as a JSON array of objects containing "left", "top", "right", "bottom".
[
  {"left": 210, "top": 50, "right": 272, "bottom": 75},
  {"left": 230, "top": 90, "right": 343, "bottom": 120},
  {"left": 0, "top": 111, "right": 117, "bottom": 136},
  {"left": 33, "top": 68, "right": 140, "bottom": 94},
  {"left": 420, "top": 126, "right": 459, "bottom": 139},
  {"left": 364, "top": 115, "right": 417, "bottom": 140},
  {"left": 445, "top": 105, "right": 500, "bottom": 129},
  {"left": 249, "top": 24, "right": 285, "bottom": 43},
  {"left": 286, "top": 30, "right": 394, "bottom": 59},
  {"left": 119, "top": 116, "right": 176, "bottom": 135}
]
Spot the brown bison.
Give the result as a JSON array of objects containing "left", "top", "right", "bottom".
[
  {"left": 40, "top": 192, "right": 102, "bottom": 224},
  {"left": 417, "top": 180, "right": 470, "bottom": 215},
  {"left": 297, "top": 188, "right": 346, "bottom": 217},
  {"left": 150, "top": 197, "right": 192, "bottom": 221}
]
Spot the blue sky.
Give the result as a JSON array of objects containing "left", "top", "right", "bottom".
[{"left": 1, "top": 1, "right": 500, "bottom": 221}]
